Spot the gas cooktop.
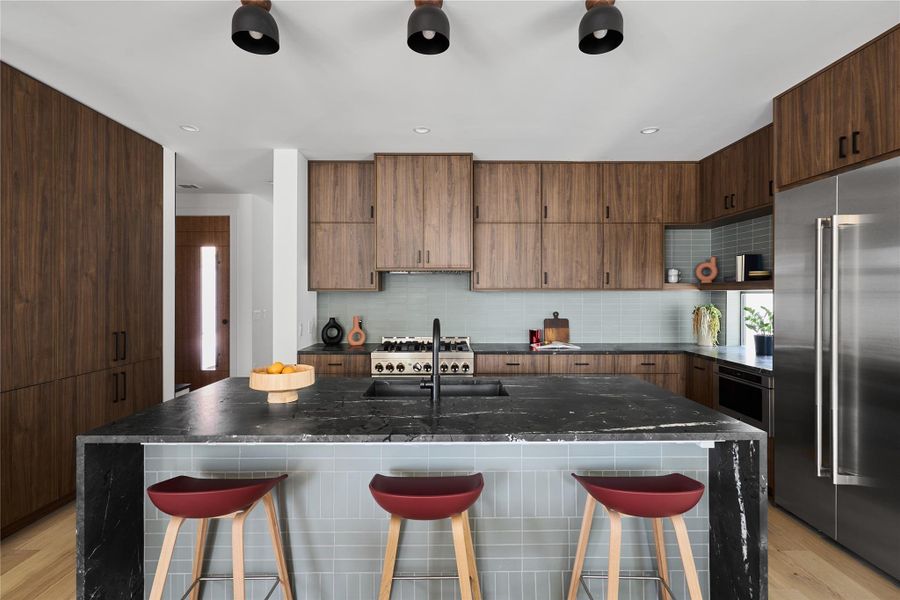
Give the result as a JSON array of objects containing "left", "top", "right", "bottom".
[{"left": 370, "top": 336, "right": 474, "bottom": 376}]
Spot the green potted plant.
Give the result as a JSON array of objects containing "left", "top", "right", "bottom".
[
  {"left": 744, "top": 306, "right": 774, "bottom": 356},
  {"left": 692, "top": 304, "right": 722, "bottom": 347}
]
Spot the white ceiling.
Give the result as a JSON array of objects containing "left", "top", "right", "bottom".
[{"left": 2, "top": 1, "right": 898, "bottom": 196}]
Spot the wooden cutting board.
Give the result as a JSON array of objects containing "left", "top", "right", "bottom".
[{"left": 543, "top": 311, "right": 569, "bottom": 343}]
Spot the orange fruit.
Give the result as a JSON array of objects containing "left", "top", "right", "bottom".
[
  {"left": 281, "top": 365, "right": 296, "bottom": 374},
  {"left": 266, "top": 362, "right": 284, "bottom": 374}
]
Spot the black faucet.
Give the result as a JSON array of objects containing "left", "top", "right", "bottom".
[{"left": 420, "top": 318, "right": 440, "bottom": 404}]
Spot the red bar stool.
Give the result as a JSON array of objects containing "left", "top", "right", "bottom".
[
  {"left": 369, "top": 473, "right": 484, "bottom": 600},
  {"left": 146, "top": 474, "right": 293, "bottom": 600},
  {"left": 567, "top": 473, "right": 706, "bottom": 600}
]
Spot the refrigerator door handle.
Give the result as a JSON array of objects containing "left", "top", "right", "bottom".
[
  {"left": 815, "top": 217, "right": 831, "bottom": 478},
  {"left": 830, "top": 214, "right": 872, "bottom": 487}
]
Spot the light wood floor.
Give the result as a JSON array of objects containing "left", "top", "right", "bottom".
[{"left": 1, "top": 503, "right": 897, "bottom": 599}]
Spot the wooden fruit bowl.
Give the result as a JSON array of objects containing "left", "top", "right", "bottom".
[{"left": 249, "top": 364, "right": 315, "bottom": 404}]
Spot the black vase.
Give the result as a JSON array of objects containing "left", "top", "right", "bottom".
[
  {"left": 321, "top": 317, "right": 344, "bottom": 346},
  {"left": 754, "top": 334, "right": 774, "bottom": 356}
]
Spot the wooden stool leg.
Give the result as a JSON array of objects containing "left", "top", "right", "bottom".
[
  {"left": 652, "top": 518, "right": 672, "bottom": 600},
  {"left": 189, "top": 518, "right": 209, "bottom": 600},
  {"left": 450, "top": 514, "right": 474, "bottom": 600},
  {"left": 671, "top": 514, "right": 703, "bottom": 600},
  {"left": 462, "top": 511, "right": 482, "bottom": 600},
  {"left": 567, "top": 495, "right": 596, "bottom": 600},
  {"left": 263, "top": 492, "right": 294, "bottom": 600},
  {"left": 607, "top": 509, "right": 623, "bottom": 600},
  {"left": 378, "top": 514, "right": 402, "bottom": 600},
  {"left": 148, "top": 516, "right": 185, "bottom": 600},
  {"left": 232, "top": 508, "right": 253, "bottom": 600}
]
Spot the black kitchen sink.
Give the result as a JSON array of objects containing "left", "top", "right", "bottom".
[{"left": 363, "top": 379, "right": 509, "bottom": 398}]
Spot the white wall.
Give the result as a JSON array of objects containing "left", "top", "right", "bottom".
[
  {"left": 296, "top": 155, "right": 316, "bottom": 349},
  {"left": 162, "top": 148, "right": 175, "bottom": 400},
  {"left": 175, "top": 192, "right": 272, "bottom": 376}
]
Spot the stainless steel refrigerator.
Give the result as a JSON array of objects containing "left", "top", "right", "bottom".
[{"left": 775, "top": 155, "right": 900, "bottom": 579}]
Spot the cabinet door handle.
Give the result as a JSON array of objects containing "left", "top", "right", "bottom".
[
  {"left": 693, "top": 365, "right": 706, "bottom": 371},
  {"left": 426, "top": 250, "right": 430, "bottom": 264},
  {"left": 476, "top": 272, "right": 480, "bottom": 285},
  {"left": 731, "top": 194, "right": 736, "bottom": 209},
  {"left": 417, "top": 250, "right": 422, "bottom": 264},
  {"left": 475, "top": 206, "right": 479, "bottom": 220},
  {"left": 851, "top": 131, "right": 860, "bottom": 155},
  {"left": 113, "top": 372, "right": 120, "bottom": 403},
  {"left": 121, "top": 331, "right": 127, "bottom": 361},
  {"left": 543, "top": 206, "right": 548, "bottom": 219},
  {"left": 113, "top": 332, "right": 120, "bottom": 362},
  {"left": 505, "top": 362, "right": 521, "bottom": 366},
  {"left": 640, "top": 362, "right": 657, "bottom": 366},
  {"left": 838, "top": 136, "right": 848, "bottom": 159},
  {"left": 605, "top": 206, "right": 610, "bottom": 220},
  {"left": 121, "top": 371, "right": 127, "bottom": 403},
  {"left": 723, "top": 195, "right": 729, "bottom": 210},
  {"left": 574, "top": 362, "right": 590, "bottom": 366},
  {"left": 327, "top": 362, "right": 343, "bottom": 367},
  {"left": 605, "top": 272, "right": 610, "bottom": 285},
  {"left": 543, "top": 272, "right": 548, "bottom": 285},
  {"left": 370, "top": 205, "right": 374, "bottom": 219},
  {"left": 370, "top": 272, "right": 374, "bottom": 285},
  {"left": 769, "top": 180, "right": 774, "bottom": 197}
]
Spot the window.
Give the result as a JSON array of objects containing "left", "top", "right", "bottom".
[
  {"left": 741, "top": 292, "right": 773, "bottom": 347},
  {"left": 201, "top": 246, "right": 217, "bottom": 370}
]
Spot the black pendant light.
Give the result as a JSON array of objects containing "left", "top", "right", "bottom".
[
  {"left": 407, "top": 0, "right": 450, "bottom": 55},
  {"left": 578, "top": 0, "right": 624, "bottom": 55},
  {"left": 232, "top": 0, "right": 280, "bottom": 55}
]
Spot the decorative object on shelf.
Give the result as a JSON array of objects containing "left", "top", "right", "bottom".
[
  {"left": 736, "top": 254, "right": 764, "bottom": 282},
  {"left": 407, "top": 0, "right": 450, "bottom": 55},
  {"left": 321, "top": 317, "right": 344, "bottom": 346},
  {"left": 250, "top": 363, "right": 315, "bottom": 403},
  {"left": 695, "top": 257, "right": 719, "bottom": 284},
  {"left": 544, "top": 312, "right": 570, "bottom": 343},
  {"left": 529, "top": 329, "right": 542, "bottom": 345},
  {"left": 744, "top": 306, "right": 774, "bottom": 356},
  {"left": 348, "top": 316, "right": 367, "bottom": 347},
  {"left": 692, "top": 304, "right": 722, "bottom": 347},
  {"left": 667, "top": 268, "right": 681, "bottom": 284},
  {"left": 748, "top": 270, "right": 772, "bottom": 281},
  {"left": 231, "top": 0, "right": 279, "bottom": 55},
  {"left": 578, "top": 0, "right": 624, "bottom": 55}
]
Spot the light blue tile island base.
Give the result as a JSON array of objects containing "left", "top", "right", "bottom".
[{"left": 144, "top": 442, "right": 710, "bottom": 600}]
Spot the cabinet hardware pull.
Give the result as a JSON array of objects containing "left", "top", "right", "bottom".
[
  {"left": 475, "top": 206, "right": 479, "bottom": 219},
  {"left": 723, "top": 195, "right": 729, "bottom": 209},
  {"left": 505, "top": 362, "right": 521, "bottom": 366},
  {"left": 426, "top": 250, "right": 430, "bottom": 264},
  {"left": 370, "top": 205, "right": 374, "bottom": 219},
  {"left": 543, "top": 206, "right": 548, "bottom": 219},
  {"left": 851, "top": 131, "right": 860, "bottom": 154},
  {"left": 543, "top": 272, "right": 548, "bottom": 285},
  {"left": 731, "top": 194, "right": 736, "bottom": 209},
  {"left": 575, "top": 362, "right": 590, "bottom": 366},
  {"left": 769, "top": 180, "right": 774, "bottom": 197},
  {"left": 605, "top": 272, "right": 610, "bottom": 285},
  {"left": 693, "top": 366, "right": 706, "bottom": 371},
  {"left": 838, "top": 136, "right": 848, "bottom": 159},
  {"left": 121, "top": 371, "right": 127, "bottom": 403},
  {"left": 370, "top": 272, "right": 374, "bottom": 285},
  {"left": 640, "top": 362, "right": 656, "bottom": 366},
  {"left": 113, "top": 372, "right": 120, "bottom": 403},
  {"left": 476, "top": 272, "right": 480, "bottom": 285},
  {"left": 121, "top": 331, "right": 127, "bottom": 361},
  {"left": 327, "top": 362, "right": 343, "bottom": 367},
  {"left": 113, "top": 332, "right": 120, "bottom": 362},
  {"left": 417, "top": 250, "right": 422, "bottom": 264},
  {"left": 605, "top": 206, "right": 610, "bottom": 219}
]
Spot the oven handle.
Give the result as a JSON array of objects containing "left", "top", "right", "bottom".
[{"left": 815, "top": 217, "right": 830, "bottom": 478}]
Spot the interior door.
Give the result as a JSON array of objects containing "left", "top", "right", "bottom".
[
  {"left": 773, "top": 175, "right": 838, "bottom": 537},
  {"left": 175, "top": 216, "right": 230, "bottom": 391},
  {"left": 832, "top": 157, "right": 900, "bottom": 578}
]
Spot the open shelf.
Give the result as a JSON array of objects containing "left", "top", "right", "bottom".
[
  {"left": 662, "top": 283, "right": 698, "bottom": 291},
  {"left": 697, "top": 280, "right": 774, "bottom": 291}
]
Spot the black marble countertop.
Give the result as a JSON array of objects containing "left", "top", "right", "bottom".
[
  {"left": 79, "top": 375, "right": 764, "bottom": 444},
  {"left": 299, "top": 342, "right": 773, "bottom": 373}
]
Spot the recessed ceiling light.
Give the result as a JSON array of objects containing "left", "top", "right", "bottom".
[
  {"left": 640, "top": 127, "right": 660, "bottom": 135},
  {"left": 413, "top": 126, "right": 431, "bottom": 134},
  {"left": 180, "top": 124, "right": 200, "bottom": 132}
]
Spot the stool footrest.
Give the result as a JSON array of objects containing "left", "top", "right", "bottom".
[
  {"left": 580, "top": 570, "right": 678, "bottom": 600},
  {"left": 179, "top": 574, "right": 281, "bottom": 600}
]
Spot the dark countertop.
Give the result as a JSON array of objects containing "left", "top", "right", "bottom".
[
  {"left": 299, "top": 342, "right": 773, "bottom": 373},
  {"left": 79, "top": 375, "right": 764, "bottom": 444}
]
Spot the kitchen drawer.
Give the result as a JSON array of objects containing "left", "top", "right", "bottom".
[
  {"left": 614, "top": 354, "right": 683, "bottom": 374},
  {"left": 548, "top": 354, "right": 614, "bottom": 374},
  {"left": 632, "top": 373, "right": 685, "bottom": 396},
  {"left": 475, "top": 354, "right": 548, "bottom": 375},
  {"left": 298, "top": 354, "right": 369, "bottom": 376}
]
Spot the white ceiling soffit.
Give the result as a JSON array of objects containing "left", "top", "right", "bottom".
[{"left": 2, "top": 1, "right": 898, "bottom": 195}]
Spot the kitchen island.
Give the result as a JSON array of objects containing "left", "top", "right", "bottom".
[{"left": 77, "top": 376, "right": 766, "bottom": 600}]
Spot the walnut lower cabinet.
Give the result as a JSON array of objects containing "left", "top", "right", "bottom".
[
  {"left": 686, "top": 355, "right": 715, "bottom": 408},
  {"left": 548, "top": 354, "right": 614, "bottom": 374},
  {"left": 298, "top": 353, "right": 370, "bottom": 376},
  {"left": 475, "top": 354, "right": 548, "bottom": 375}
]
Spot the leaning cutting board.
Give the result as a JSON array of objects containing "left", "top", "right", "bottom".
[{"left": 543, "top": 311, "right": 570, "bottom": 343}]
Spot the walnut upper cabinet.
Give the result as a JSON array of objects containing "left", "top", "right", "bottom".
[
  {"left": 474, "top": 162, "right": 541, "bottom": 223},
  {"left": 701, "top": 124, "right": 773, "bottom": 221},
  {"left": 603, "top": 224, "right": 663, "bottom": 289},
  {"left": 308, "top": 161, "right": 378, "bottom": 290},
  {"left": 662, "top": 163, "right": 700, "bottom": 224},
  {"left": 775, "top": 26, "right": 899, "bottom": 189},
  {"left": 542, "top": 223, "right": 603, "bottom": 289},
  {"left": 473, "top": 223, "right": 542, "bottom": 290},
  {"left": 541, "top": 163, "right": 602, "bottom": 223},
  {"left": 602, "top": 163, "right": 664, "bottom": 223},
  {"left": 375, "top": 154, "right": 473, "bottom": 271}
]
